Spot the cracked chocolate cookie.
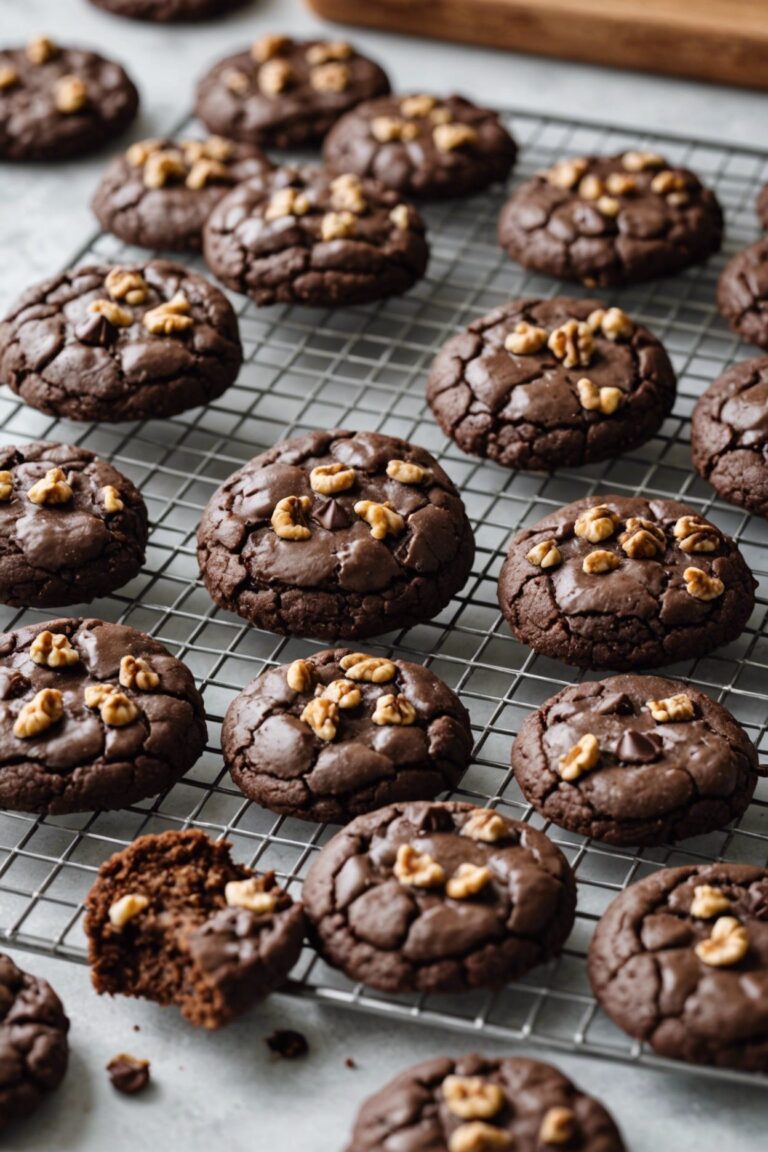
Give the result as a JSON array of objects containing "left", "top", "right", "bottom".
[
  {"left": 717, "top": 237, "right": 768, "bottom": 349},
  {"left": 303, "top": 800, "right": 576, "bottom": 994},
  {"left": 85, "top": 828, "right": 305, "bottom": 1029},
  {"left": 344, "top": 1053, "right": 626, "bottom": 1152},
  {"left": 427, "top": 298, "right": 676, "bottom": 471},
  {"left": 197, "top": 430, "right": 475, "bottom": 641},
  {"left": 498, "top": 496, "right": 756, "bottom": 670},
  {"left": 512, "top": 675, "right": 760, "bottom": 847},
  {"left": 0, "top": 617, "right": 207, "bottom": 814},
  {"left": 0, "top": 441, "right": 147, "bottom": 608},
  {"left": 0, "top": 261, "right": 242, "bottom": 423},
  {"left": 195, "top": 35, "right": 390, "bottom": 150},
  {"left": 498, "top": 150, "right": 723, "bottom": 287},
  {"left": 0, "top": 36, "right": 138, "bottom": 161},
  {"left": 589, "top": 862, "right": 768, "bottom": 1072},
  {"left": 222, "top": 648, "right": 473, "bottom": 824},
  {"left": 90, "top": 0, "right": 249, "bottom": 19},
  {"left": 203, "top": 165, "right": 428, "bottom": 308},
  {"left": 692, "top": 358, "right": 768, "bottom": 517},
  {"left": 92, "top": 135, "right": 272, "bottom": 252},
  {"left": 0, "top": 953, "right": 69, "bottom": 1130},
  {"left": 323, "top": 92, "right": 517, "bottom": 200}
]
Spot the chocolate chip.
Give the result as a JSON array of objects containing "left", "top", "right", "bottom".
[
  {"left": 0, "top": 668, "right": 30, "bottom": 700},
  {"left": 595, "top": 691, "right": 634, "bottom": 716},
  {"left": 266, "top": 1029, "right": 309, "bottom": 1059},
  {"left": 616, "top": 729, "right": 663, "bottom": 763},
  {"left": 313, "top": 497, "right": 349, "bottom": 531},
  {"left": 75, "top": 312, "right": 117, "bottom": 347},
  {"left": 106, "top": 1053, "right": 151, "bottom": 1094}
]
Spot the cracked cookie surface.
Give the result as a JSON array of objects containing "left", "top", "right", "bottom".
[
  {"left": 89, "top": 0, "right": 249, "bottom": 20},
  {"left": 0, "top": 617, "right": 207, "bottom": 814},
  {"left": 0, "top": 441, "right": 147, "bottom": 608},
  {"left": 344, "top": 1053, "right": 626, "bottom": 1152},
  {"left": 588, "top": 862, "right": 768, "bottom": 1072},
  {"left": 195, "top": 35, "right": 390, "bottom": 149},
  {"left": 223, "top": 647, "right": 473, "bottom": 824},
  {"left": 498, "top": 495, "right": 755, "bottom": 670},
  {"left": 203, "top": 165, "right": 428, "bottom": 308},
  {"left": 692, "top": 357, "right": 768, "bottom": 517},
  {"left": 717, "top": 237, "right": 768, "bottom": 349},
  {"left": 0, "top": 260, "right": 242, "bottom": 422},
  {"left": 0, "top": 953, "right": 69, "bottom": 1130},
  {"left": 302, "top": 799, "right": 577, "bottom": 994},
  {"left": 498, "top": 151, "right": 723, "bottom": 287},
  {"left": 197, "top": 429, "right": 475, "bottom": 642},
  {"left": 0, "top": 39, "right": 138, "bottom": 161},
  {"left": 323, "top": 92, "right": 517, "bottom": 199},
  {"left": 512, "top": 674, "right": 760, "bottom": 847},
  {"left": 427, "top": 297, "right": 676, "bottom": 471},
  {"left": 85, "top": 828, "right": 305, "bottom": 1029}
]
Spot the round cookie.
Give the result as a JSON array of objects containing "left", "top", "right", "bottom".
[
  {"left": 302, "top": 799, "right": 577, "bottom": 994},
  {"left": 0, "top": 260, "right": 242, "bottom": 423},
  {"left": 512, "top": 675, "right": 760, "bottom": 847},
  {"left": 195, "top": 35, "right": 390, "bottom": 150},
  {"left": 427, "top": 298, "right": 676, "bottom": 471},
  {"left": 85, "top": 828, "right": 305, "bottom": 1029},
  {"left": 717, "top": 237, "right": 768, "bottom": 349},
  {"left": 498, "top": 149, "right": 723, "bottom": 287},
  {"left": 92, "top": 135, "right": 272, "bottom": 252},
  {"left": 197, "top": 429, "right": 475, "bottom": 642},
  {"left": 0, "top": 36, "right": 139, "bottom": 162},
  {"left": 203, "top": 166, "right": 428, "bottom": 309},
  {"left": 0, "top": 953, "right": 69, "bottom": 1130},
  {"left": 222, "top": 648, "right": 473, "bottom": 824},
  {"left": 89, "top": 0, "right": 249, "bottom": 20},
  {"left": 323, "top": 92, "right": 517, "bottom": 200},
  {"left": 692, "top": 358, "right": 768, "bottom": 517},
  {"left": 588, "top": 862, "right": 768, "bottom": 1072},
  {"left": 0, "top": 617, "right": 207, "bottom": 814},
  {"left": 344, "top": 1054, "right": 626, "bottom": 1152},
  {"left": 498, "top": 495, "right": 756, "bottom": 670},
  {"left": 0, "top": 441, "right": 147, "bottom": 608}
]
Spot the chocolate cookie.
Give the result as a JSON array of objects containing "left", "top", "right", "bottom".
[
  {"left": 498, "top": 495, "right": 756, "bottom": 670},
  {"left": 344, "top": 1054, "right": 626, "bottom": 1152},
  {"left": 0, "top": 953, "right": 69, "bottom": 1130},
  {"left": 0, "top": 441, "right": 147, "bottom": 608},
  {"left": 717, "top": 237, "right": 768, "bottom": 349},
  {"left": 692, "top": 358, "right": 768, "bottom": 517},
  {"left": 195, "top": 35, "right": 390, "bottom": 150},
  {"left": 0, "top": 36, "right": 138, "bottom": 161},
  {"left": 0, "top": 617, "right": 207, "bottom": 814},
  {"left": 302, "top": 800, "right": 576, "bottom": 994},
  {"left": 203, "top": 165, "right": 428, "bottom": 309},
  {"left": 0, "top": 261, "right": 242, "bottom": 423},
  {"left": 92, "top": 135, "right": 272, "bottom": 252},
  {"left": 222, "top": 648, "right": 473, "bottom": 824},
  {"left": 85, "top": 828, "right": 305, "bottom": 1029},
  {"left": 588, "top": 862, "right": 768, "bottom": 1072},
  {"left": 323, "top": 93, "right": 517, "bottom": 200},
  {"left": 197, "top": 429, "right": 475, "bottom": 642},
  {"left": 90, "top": 0, "right": 248, "bottom": 20},
  {"left": 427, "top": 298, "right": 676, "bottom": 471},
  {"left": 512, "top": 675, "right": 760, "bottom": 847},
  {"left": 498, "top": 150, "right": 723, "bottom": 287}
]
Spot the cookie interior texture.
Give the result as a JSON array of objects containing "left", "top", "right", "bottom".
[
  {"left": 0, "top": 953, "right": 69, "bottom": 1129},
  {"left": 692, "top": 357, "right": 768, "bottom": 517},
  {"left": 512, "top": 674, "right": 760, "bottom": 846},
  {"left": 85, "top": 829, "right": 305, "bottom": 1029}
]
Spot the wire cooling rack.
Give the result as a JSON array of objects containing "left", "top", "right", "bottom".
[{"left": 1, "top": 108, "right": 768, "bottom": 1087}]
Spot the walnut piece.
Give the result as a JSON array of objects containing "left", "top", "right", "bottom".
[
  {"left": 578, "top": 173, "right": 604, "bottom": 200},
  {"left": 126, "top": 138, "right": 163, "bottom": 167},
  {"left": 621, "top": 150, "right": 665, "bottom": 172},
  {"left": 310, "top": 62, "right": 349, "bottom": 93},
  {"left": 271, "top": 495, "right": 312, "bottom": 541},
  {"left": 694, "top": 916, "right": 749, "bottom": 967},
  {"left": 143, "top": 292, "right": 194, "bottom": 336},
  {"left": 306, "top": 41, "right": 352, "bottom": 65},
  {"left": 259, "top": 58, "right": 294, "bottom": 96},
  {"left": 650, "top": 169, "right": 688, "bottom": 195},
  {"left": 0, "top": 66, "right": 19, "bottom": 91},
  {"left": 119, "top": 655, "right": 159, "bottom": 692},
  {"left": 224, "top": 68, "right": 250, "bottom": 95},
  {"left": 683, "top": 566, "right": 724, "bottom": 601},
  {"left": 108, "top": 893, "right": 149, "bottom": 929},
  {"left": 89, "top": 299, "right": 134, "bottom": 327},
  {"left": 548, "top": 319, "right": 593, "bottom": 368},
  {"left": 287, "top": 658, "right": 315, "bottom": 692},
  {"left": 0, "top": 471, "right": 13, "bottom": 501},
  {"left": 526, "top": 539, "right": 562, "bottom": 569},
  {"left": 618, "top": 517, "right": 666, "bottom": 558},
  {"left": 605, "top": 172, "right": 637, "bottom": 196},
  {"left": 576, "top": 377, "right": 622, "bottom": 415},
  {"left": 389, "top": 204, "right": 411, "bottom": 230},
  {"left": 224, "top": 877, "right": 277, "bottom": 915},
  {"left": 574, "top": 505, "right": 619, "bottom": 544},
  {"left": 251, "top": 34, "right": 292, "bottom": 62},
  {"left": 448, "top": 1122, "right": 512, "bottom": 1152},
  {"left": 442, "top": 1075, "right": 505, "bottom": 1120},
  {"left": 84, "top": 684, "right": 141, "bottom": 727},
  {"left": 446, "top": 863, "right": 492, "bottom": 900},
  {"left": 545, "top": 157, "right": 588, "bottom": 189},
  {"left": 310, "top": 462, "right": 356, "bottom": 494},
  {"left": 558, "top": 733, "right": 599, "bottom": 781},
  {"left": 101, "top": 485, "right": 124, "bottom": 514},
  {"left": 600, "top": 306, "right": 634, "bottom": 341},
  {"left": 372, "top": 693, "right": 417, "bottom": 726},
  {"left": 13, "top": 688, "right": 64, "bottom": 738},
  {"left": 321, "top": 210, "right": 356, "bottom": 242},
  {"left": 539, "top": 1105, "right": 577, "bottom": 1145},
  {"left": 461, "top": 809, "right": 507, "bottom": 843},
  {"left": 264, "top": 187, "right": 311, "bottom": 221},
  {"left": 143, "top": 149, "right": 186, "bottom": 189},
  {"left": 394, "top": 844, "right": 445, "bottom": 888},
  {"left": 300, "top": 697, "right": 339, "bottom": 741},
  {"left": 339, "top": 653, "right": 396, "bottom": 683},
  {"left": 400, "top": 94, "right": 436, "bottom": 119},
  {"left": 26, "top": 36, "right": 59, "bottom": 65},
  {"left": 672, "top": 515, "right": 720, "bottom": 553},
  {"left": 27, "top": 467, "right": 73, "bottom": 506},
  {"left": 433, "top": 123, "right": 478, "bottom": 152},
  {"left": 182, "top": 135, "right": 233, "bottom": 163},
  {"left": 645, "top": 693, "right": 695, "bottom": 723},
  {"left": 690, "top": 884, "right": 731, "bottom": 920},
  {"left": 330, "top": 173, "right": 367, "bottom": 214},
  {"left": 30, "top": 631, "right": 80, "bottom": 668},
  {"left": 386, "top": 459, "right": 431, "bottom": 485},
  {"left": 370, "top": 116, "right": 418, "bottom": 143},
  {"left": 186, "top": 158, "right": 231, "bottom": 190},
  {"left": 105, "top": 268, "right": 149, "bottom": 306},
  {"left": 596, "top": 195, "right": 620, "bottom": 217},
  {"left": 54, "top": 75, "right": 88, "bottom": 114},
  {"left": 582, "top": 549, "right": 621, "bottom": 574},
  {"left": 354, "top": 500, "right": 405, "bottom": 540},
  {"left": 504, "top": 321, "right": 548, "bottom": 356},
  {"left": 318, "top": 678, "right": 361, "bottom": 710}
]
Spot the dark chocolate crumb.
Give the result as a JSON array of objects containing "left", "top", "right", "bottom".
[
  {"left": 266, "top": 1029, "right": 309, "bottom": 1060},
  {"left": 107, "top": 1053, "right": 151, "bottom": 1094}
]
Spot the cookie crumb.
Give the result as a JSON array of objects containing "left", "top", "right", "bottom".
[
  {"left": 345, "top": 1056, "right": 357, "bottom": 1069},
  {"left": 266, "top": 1029, "right": 309, "bottom": 1059},
  {"left": 106, "top": 1053, "right": 151, "bottom": 1094}
]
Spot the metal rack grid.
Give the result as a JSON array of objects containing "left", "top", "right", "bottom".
[{"left": 1, "top": 108, "right": 768, "bottom": 1087}]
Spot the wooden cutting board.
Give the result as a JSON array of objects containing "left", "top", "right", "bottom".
[{"left": 306, "top": 0, "right": 768, "bottom": 90}]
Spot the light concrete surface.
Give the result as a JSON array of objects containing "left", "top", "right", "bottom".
[{"left": 1, "top": 1, "right": 768, "bottom": 1149}]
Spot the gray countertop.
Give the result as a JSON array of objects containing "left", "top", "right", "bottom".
[{"left": 2, "top": 1, "right": 768, "bottom": 1149}]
